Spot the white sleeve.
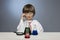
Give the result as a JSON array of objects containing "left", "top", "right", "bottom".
[
  {"left": 35, "top": 20, "right": 44, "bottom": 33},
  {"left": 17, "top": 19, "right": 25, "bottom": 32}
]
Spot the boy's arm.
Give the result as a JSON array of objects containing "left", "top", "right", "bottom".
[
  {"left": 17, "top": 19, "right": 24, "bottom": 32},
  {"left": 17, "top": 19, "right": 23, "bottom": 30},
  {"left": 17, "top": 14, "right": 26, "bottom": 32},
  {"left": 35, "top": 20, "right": 44, "bottom": 33}
]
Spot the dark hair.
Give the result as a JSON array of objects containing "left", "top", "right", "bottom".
[{"left": 22, "top": 4, "right": 35, "bottom": 16}]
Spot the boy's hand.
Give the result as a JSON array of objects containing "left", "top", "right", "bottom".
[{"left": 21, "top": 13, "right": 26, "bottom": 19}]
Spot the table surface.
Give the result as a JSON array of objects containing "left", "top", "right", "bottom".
[{"left": 0, "top": 32, "right": 60, "bottom": 40}]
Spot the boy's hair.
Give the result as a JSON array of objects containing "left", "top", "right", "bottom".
[{"left": 22, "top": 4, "right": 35, "bottom": 16}]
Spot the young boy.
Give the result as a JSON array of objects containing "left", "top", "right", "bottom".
[{"left": 17, "top": 4, "right": 44, "bottom": 34}]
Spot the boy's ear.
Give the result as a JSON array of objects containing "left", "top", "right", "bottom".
[{"left": 33, "top": 15, "right": 35, "bottom": 17}]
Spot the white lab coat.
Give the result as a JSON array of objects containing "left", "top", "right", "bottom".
[{"left": 17, "top": 19, "right": 44, "bottom": 33}]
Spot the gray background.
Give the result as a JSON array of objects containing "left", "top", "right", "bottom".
[{"left": 0, "top": 0, "right": 60, "bottom": 32}]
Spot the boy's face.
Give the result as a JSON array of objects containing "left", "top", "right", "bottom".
[{"left": 24, "top": 12, "right": 34, "bottom": 20}]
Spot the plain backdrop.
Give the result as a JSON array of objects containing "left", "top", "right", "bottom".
[{"left": 0, "top": 0, "right": 60, "bottom": 32}]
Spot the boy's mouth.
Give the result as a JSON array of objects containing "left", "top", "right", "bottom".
[{"left": 28, "top": 16, "right": 31, "bottom": 18}]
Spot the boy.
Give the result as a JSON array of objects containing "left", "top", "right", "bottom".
[{"left": 17, "top": 4, "right": 44, "bottom": 34}]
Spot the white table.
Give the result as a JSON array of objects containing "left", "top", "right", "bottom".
[{"left": 0, "top": 32, "right": 60, "bottom": 40}]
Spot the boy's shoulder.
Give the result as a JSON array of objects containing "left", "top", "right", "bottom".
[{"left": 32, "top": 20, "right": 39, "bottom": 23}]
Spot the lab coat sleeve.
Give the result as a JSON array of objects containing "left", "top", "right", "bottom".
[
  {"left": 35, "top": 20, "right": 44, "bottom": 33},
  {"left": 17, "top": 19, "right": 25, "bottom": 32}
]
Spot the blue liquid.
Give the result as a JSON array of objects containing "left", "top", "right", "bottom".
[{"left": 32, "top": 30, "right": 38, "bottom": 35}]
